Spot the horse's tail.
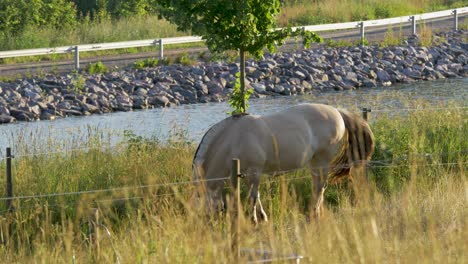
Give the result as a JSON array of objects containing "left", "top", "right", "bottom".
[{"left": 329, "top": 110, "right": 375, "bottom": 183}]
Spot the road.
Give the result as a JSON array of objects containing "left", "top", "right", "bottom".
[{"left": 0, "top": 14, "right": 465, "bottom": 78}]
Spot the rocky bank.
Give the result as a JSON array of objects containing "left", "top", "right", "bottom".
[{"left": 0, "top": 31, "right": 466, "bottom": 124}]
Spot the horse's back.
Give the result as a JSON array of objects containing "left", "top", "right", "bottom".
[
  {"left": 262, "top": 103, "right": 345, "bottom": 147},
  {"left": 194, "top": 103, "right": 347, "bottom": 175},
  {"left": 258, "top": 103, "right": 345, "bottom": 171}
]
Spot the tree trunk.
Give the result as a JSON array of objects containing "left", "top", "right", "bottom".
[{"left": 239, "top": 48, "right": 246, "bottom": 112}]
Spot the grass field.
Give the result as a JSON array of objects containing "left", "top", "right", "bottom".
[
  {"left": 0, "top": 98, "right": 466, "bottom": 263},
  {"left": 0, "top": 0, "right": 465, "bottom": 53},
  {"left": 279, "top": 0, "right": 466, "bottom": 26}
]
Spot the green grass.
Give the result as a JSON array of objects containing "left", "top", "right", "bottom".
[
  {"left": 0, "top": 0, "right": 464, "bottom": 67},
  {"left": 87, "top": 61, "right": 108, "bottom": 74},
  {"left": 0, "top": 16, "right": 185, "bottom": 51},
  {"left": 133, "top": 57, "right": 159, "bottom": 69},
  {"left": 279, "top": 0, "right": 466, "bottom": 26},
  {"left": 0, "top": 98, "right": 466, "bottom": 262}
]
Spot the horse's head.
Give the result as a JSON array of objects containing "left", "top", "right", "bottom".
[
  {"left": 192, "top": 159, "right": 225, "bottom": 213},
  {"left": 192, "top": 116, "right": 237, "bottom": 214}
]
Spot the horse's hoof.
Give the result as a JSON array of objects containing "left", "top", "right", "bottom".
[
  {"left": 260, "top": 213, "right": 269, "bottom": 222},
  {"left": 251, "top": 216, "right": 259, "bottom": 226}
]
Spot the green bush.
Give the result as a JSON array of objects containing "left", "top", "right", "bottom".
[
  {"left": 381, "top": 26, "right": 403, "bottom": 47},
  {"left": 0, "top": 0, "right": 77, "bottom": 35},
  {"left": 134, "top": 58, "right": 159, "bottom": 69},
  {"left": 87, "top": 61, "right": 108, "bottom": 74},
  {"left": 176, "top": 52, "right": 196, "bottom": 66},
  {"left": 370, "top": 108, "right": 467, "bottom": 194}
]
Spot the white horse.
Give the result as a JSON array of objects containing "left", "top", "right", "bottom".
[{"left": 192, "top": 103, "right": 374, "bottom": 223}]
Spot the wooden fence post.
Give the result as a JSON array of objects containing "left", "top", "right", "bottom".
[
  {"left": 361, "top": 109, "right": 371, "bottom": 182},
  {"left": 231, "top": 159, "right": 241, "bottom": 260},
  {"left": 6, "top": 148, "right": 13, "bottom": 213},
  {"left": 361, "top": 108, "right": 371, "bottom": 121}
]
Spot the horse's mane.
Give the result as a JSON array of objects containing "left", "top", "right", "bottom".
[
  {"left": 193, "top": 116, "right": 232, "bottom": 163},
  {"left": 194, "top": 114, "right": 250, "bottom": 163}
]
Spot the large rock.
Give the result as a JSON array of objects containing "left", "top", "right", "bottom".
[
  {"left": 10, "top": 108, "right": 36, "bottom": 121},
  {"left": 0, "top": 30, "right": 466, "bottom": 124},
  {"left": 172, "top": 86, "right": 197, "bottom": 104},
  {"left": 206, "top": 81, "right": 223, "bottom": 95},
  {"left": 149, "top": 96, "right": 170, "bottom": 107},
  {"left": 377, "top": 70, "right": 392, "bottom": 82},
  {"left": 0, "top": 114, "right": 16, "bottom": 124},
  {"left": 252, "top": 83, "right": 266, "bottom": 94}
]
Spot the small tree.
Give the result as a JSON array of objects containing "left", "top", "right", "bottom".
[{"left": 157, "top": 0, "right": 322, "bottom": 114}]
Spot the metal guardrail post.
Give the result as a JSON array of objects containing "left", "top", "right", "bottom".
[
  {"left": 6, "top": 148, "right": 13, "bottom": 212},
  {"left": 411, "top": 16, "right": 417, "bottom": 35},
  {"left": 159, "top": 39, "right": 164, "bottom": 59},
  {"left": 453, "top": 9, "right": 458, "bottom": 31},
  {"left": 74, "top": 46, "right": 80, "bottom": 70},
  {"left": 0, "top": 7, "right": 466, "bottom": 61},
  {"left": 359, "top": 22, "right": 365, "bottom": 45}
]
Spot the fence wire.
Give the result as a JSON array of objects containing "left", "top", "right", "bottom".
[
  {"left": 12, "top": 146, "right": 116, "bottom": 159},
  {"left": 0, "top": 160, "right": 465, "bottom": 203},
  {"left": 0, "top": 105, "right": 466, "bottom": 206},
  {"left": 369, "top": 106, "right": 467, "bottom": 113},
  {"left": 0, "top": 189, "right": 195, "bottom": 215},
  {"left": 0, "top": 176, "right": 230, "bottom": 202}
]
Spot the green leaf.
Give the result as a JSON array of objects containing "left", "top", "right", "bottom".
[{"left": 157, "top": 0, "right": 323, "bottom": 115}]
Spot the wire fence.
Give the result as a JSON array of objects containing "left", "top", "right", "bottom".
[
  {"left": 0, "top": 104, "right": 466, "bottom": 214},
  {"left": 12, "top": 146, "right": 110, "bottom": 159},
  {"left": 0, "top": 158, "right": 465, "bottom": 203},
  {"left": 369, "top": 106, "right": 468, "bottom": 113},
  {"left": 0, "top": 159, "right": 465, "bottom": 216},
  {"left": 0, "top": 159, "right": 465, "bottom": 220},
  {"left": 0, "top": 192, "right": 185, "bottom": 215},
  {"left": 0, "top": 176, "right": 232, "bottom": 202},
  {"left": 1, "top": 146, "right": 460, "bottom": 162}
]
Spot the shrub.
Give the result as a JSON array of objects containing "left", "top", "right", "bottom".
[
  {"left": 134, "top": 58, "right": 159, "bottom": 69},
  {"left": 176, "top": 52, "right": 196, "bottom": 66},
  {"left": 419, "top": 22, "right": 433, "bottom": 47},
  {"left": 0, "top": 0, "right": 77, "bottom": 35},
  {"left": 381, "top": 26, "right": 403, "bottom": 47},
  {"left": 87, "top": 61, "right": 108, "bottom": 74}
]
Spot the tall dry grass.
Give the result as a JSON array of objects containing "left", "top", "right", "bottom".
[{"left": 0, "top": 100, "right": 466, "bottom": 263}]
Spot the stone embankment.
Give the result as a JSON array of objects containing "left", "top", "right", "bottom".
[{"left": 0, "top": 31, "right": 466, "bottom": 124}]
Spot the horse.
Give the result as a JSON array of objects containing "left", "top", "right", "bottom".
[{"left": 192, "top": 103, "right": 374, "bottom": 223}]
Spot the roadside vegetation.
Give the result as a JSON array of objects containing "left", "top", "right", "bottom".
[
  {"left": 0, "top": 97, "right": 466, "bottom": 262},
  {"left": 279, "top": 0, "right": 465, "bottom": 26},
  {"left": 0, "top": 0, "right": 465, "bottom": 53}
]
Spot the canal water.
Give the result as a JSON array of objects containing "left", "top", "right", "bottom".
[{"left": 0, "top": 78, "right": 466, "bottom": 158}]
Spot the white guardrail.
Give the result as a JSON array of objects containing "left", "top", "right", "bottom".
[{"left": 0, "top": 7, "right": 466, "bottom": 70}]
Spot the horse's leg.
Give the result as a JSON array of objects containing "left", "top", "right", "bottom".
[
  {"left": 309, "top": 159, "right": 331, "bottom": 218},
  {"left": 311, "top": 168, "right": 327, "bottom": 218},
  {"left": 245, "top": 168, "right": 268, "bottom": 225},
  {"left": 205, "top": 182, "right": 225, "bottom": 215}
]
